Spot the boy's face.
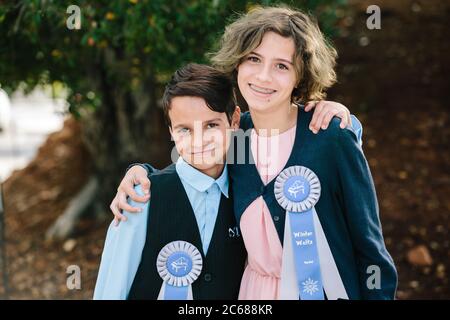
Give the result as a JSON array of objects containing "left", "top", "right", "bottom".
[{"left": 168, "top": 96, "right": 239, "bottom": 173}]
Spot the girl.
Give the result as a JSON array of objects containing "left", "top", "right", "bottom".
[{"left": 110, "top": 6, "right": 397, "bottom": 300}]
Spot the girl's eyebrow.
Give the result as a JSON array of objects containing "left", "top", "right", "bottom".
[{"left": 249, "top": 51, "right": 293, "bottom": 65}]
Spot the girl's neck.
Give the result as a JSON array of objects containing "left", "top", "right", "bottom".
[{"left": 249, "top": 103, "right": 298, "bottom": 137}]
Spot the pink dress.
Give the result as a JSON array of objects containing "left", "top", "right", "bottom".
[{"left": 238, "top": 125, "right": 297, "bottom": 300}]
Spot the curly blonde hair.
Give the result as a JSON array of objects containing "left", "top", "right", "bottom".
[{"left": 209, "top": 5, "right": 337, "bottom": 105}]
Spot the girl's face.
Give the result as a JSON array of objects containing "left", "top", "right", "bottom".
[{"left": 237, "top": 31, "right": 298, "bottom": 114}]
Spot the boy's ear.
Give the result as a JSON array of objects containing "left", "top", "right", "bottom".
[{"left": 232, "top": 106, "right": 241, "bottom": 129}]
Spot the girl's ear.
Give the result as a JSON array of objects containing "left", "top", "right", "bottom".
[{"left": 232, "top": 106, "right": 241, "bottom": 130}]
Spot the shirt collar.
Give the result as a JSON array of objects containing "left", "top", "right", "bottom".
[{"left": 175, "top": 157, "right": 229, "bottom": 198}]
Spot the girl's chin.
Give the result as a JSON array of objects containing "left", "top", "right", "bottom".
[
  {"left": 246, "top": 101, "right": 275, "bottom": 112},
  {"left": 245, "top": 97, "right": 292, "bottom": 113}
]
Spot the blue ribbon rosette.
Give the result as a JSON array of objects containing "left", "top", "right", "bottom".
[
  {"left": 156, "top": 240, "right": 203, "bottom": 300},
  {"left": 274, "top": 166, "right": 325, "bottom": 300}
]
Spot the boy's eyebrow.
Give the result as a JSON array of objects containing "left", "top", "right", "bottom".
[
  {"left": 205, "top": 118, "right": 225, "bottom": 123},
  {"left": 249, "top": 51, "right": 293, "bottom": 65},
  {"left": 172, "top": 118, "right": 224, "bottom": 130}
]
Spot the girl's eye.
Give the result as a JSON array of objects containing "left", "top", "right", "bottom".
[
  {"left": 277, "top": 63, "right": 288, "bottom": 70},
  {"left": 206, "top": 123, "right": 219, "bottom": 129},
  {"left": 247, "top": 56, "right": 260, "bottom": 63},
  {"left": 179, "top": 128, "right": 190, "bottom": 134}
]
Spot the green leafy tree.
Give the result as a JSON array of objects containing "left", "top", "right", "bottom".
[{"left": 0, "top": 0, "right": 346, "bottom": 237}]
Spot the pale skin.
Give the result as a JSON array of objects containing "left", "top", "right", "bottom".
[
  {"left": 110, "top": 32, "right": 353, "bottom": 224},
  {"left": 169, "top": 95, "right": 240, "bottom": 179}
]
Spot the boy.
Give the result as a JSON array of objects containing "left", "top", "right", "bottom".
[{"left": 94, "top": 64, "right": 246, "bottom": 299}]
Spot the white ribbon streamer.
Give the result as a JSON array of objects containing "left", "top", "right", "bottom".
[{"left": 279, "top": 208, "right": 348, "bottom": 300}]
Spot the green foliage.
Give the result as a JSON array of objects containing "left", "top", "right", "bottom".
[{"left": 0, "top": 0, "right": 347, "bottom": 114}]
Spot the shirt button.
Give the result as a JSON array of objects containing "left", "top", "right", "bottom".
[
  {"left": 204, "top": 273, "right": 212, "bottom": 282},
  {"left": 273, "top": 215, "right": 280, "bottom": 222}
]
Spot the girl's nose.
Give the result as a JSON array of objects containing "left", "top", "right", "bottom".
[{"left": 256, "top": 64, "right": 272, "bottom": 83}]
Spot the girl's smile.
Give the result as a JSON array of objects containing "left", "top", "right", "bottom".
[{"left": 248, "top": 83, "right": 277, "bottom": 97}]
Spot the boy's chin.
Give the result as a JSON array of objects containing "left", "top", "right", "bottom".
[
  {"left": 184, "top": 156, "right": 225, "bottom": 171},
  {"left": 192, "top": 163, "right": 223, "bottom": 173}
]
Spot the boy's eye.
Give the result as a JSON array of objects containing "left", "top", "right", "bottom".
[
  {"left": 206, "top": 123, "right": 219, "bottom": 129},
  {"left": 247, "top": 56, "right": 260, "bottom": 63},
  {"left": 179, "top": 128, "right": 190, "bottom": 134},
  {"left": 277, "top": 63, "right": 288, "bottom": 70}
]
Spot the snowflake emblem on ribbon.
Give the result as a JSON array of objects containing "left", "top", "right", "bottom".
[{"left": 302, "top": 278, "right": 319, "bottom": 295}]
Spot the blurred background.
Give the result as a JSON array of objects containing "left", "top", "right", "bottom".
[{"left": 0, "top": 0, "right": 448, "bottom": 299}]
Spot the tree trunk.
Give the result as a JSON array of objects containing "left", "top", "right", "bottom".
[
  {"left": 46, "top": 49, "right": 172, "bottom": 239},
  {"left": 81, "top": 50, "right": 171, "bottom": 217}
]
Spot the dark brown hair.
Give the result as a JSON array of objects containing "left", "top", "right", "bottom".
[{"left": 162, "top": 63, "right": 235, "bottom": 127}]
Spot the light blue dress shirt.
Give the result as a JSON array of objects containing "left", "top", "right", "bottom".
[
  {"left": 350, "top": 114, "right": 363, "bottom": 146},
  {"left": 93, "top": 157, "right": 229, "bottom": 300}
]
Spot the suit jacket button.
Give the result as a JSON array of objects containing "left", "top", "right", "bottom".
[
  {"left": 273, "top": 215, "right": 280, "bottom": 222},
  {"left": 204, "top": 273, "right": 212, "bottom": 282}
]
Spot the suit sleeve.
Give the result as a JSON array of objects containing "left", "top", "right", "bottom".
[
  {"left": 126, "top": 163, "right": 159, "bottom": 175},
  {"left": 334, "top": 126, "right": 397, "bottom": 299},
  {"left": 93, "top": 185, "right": 149, "bottom": 299}
]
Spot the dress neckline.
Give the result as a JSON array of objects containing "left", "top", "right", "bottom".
[{"left": 248, "top": 106, "right": 304, "bottom": 186}]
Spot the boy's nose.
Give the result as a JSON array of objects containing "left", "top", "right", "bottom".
[
  {"left": 191, "top": 121, "right": 204, "bottom": 147},
  {"left": 190, "top": 142, "right": 205, "bottom": 151}
]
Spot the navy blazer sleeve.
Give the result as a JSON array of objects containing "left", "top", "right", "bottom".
[
  {"left": 334, "top": 125, "right": 398, "bottom": 299},
  {"left": 126, "top": 163, "right": 159, "bottom": 175}
]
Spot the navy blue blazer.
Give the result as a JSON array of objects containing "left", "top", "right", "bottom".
[{"left": 228, "top": 108, "right": 397, "bottom": 300}]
